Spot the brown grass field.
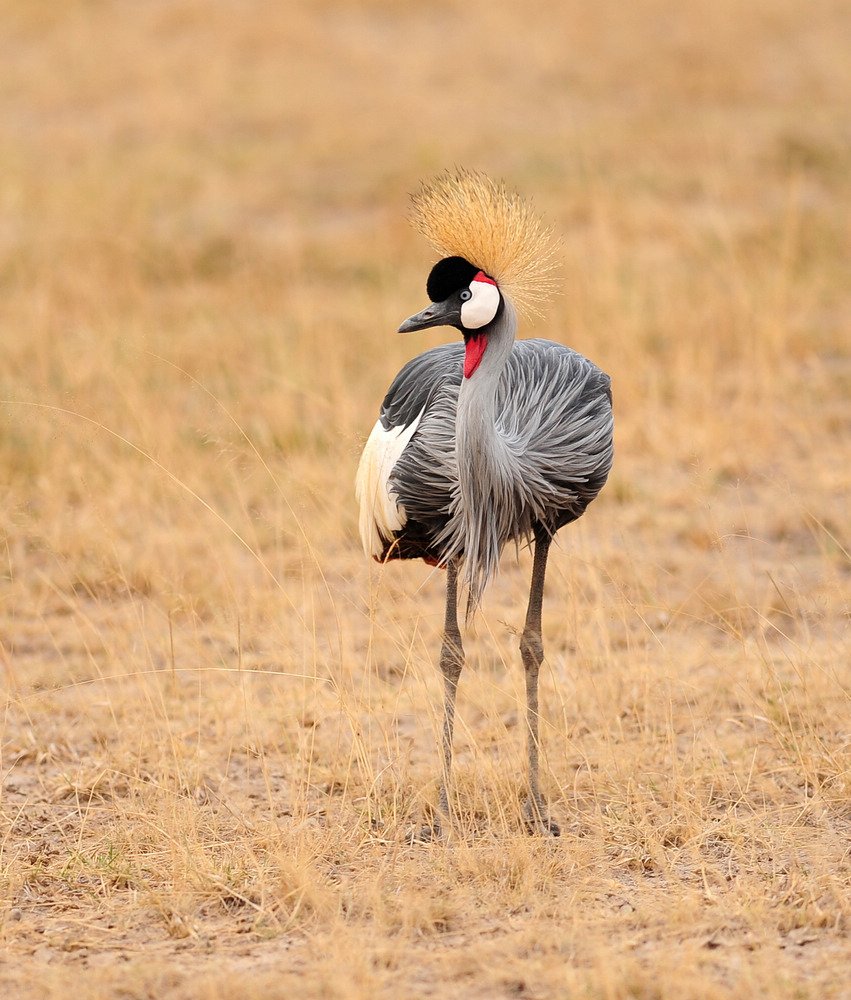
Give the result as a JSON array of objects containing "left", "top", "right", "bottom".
[{"left": 1, "top": 1, "right": 850, "bottom": 996}]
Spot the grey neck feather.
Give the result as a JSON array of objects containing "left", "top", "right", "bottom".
[{"left": 455, "top": 298, "right": 527, "bottom": 613}]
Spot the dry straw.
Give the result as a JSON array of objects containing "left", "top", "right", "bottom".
[{"left": 409, "top": 168, "right": 561, "bottom": 318}]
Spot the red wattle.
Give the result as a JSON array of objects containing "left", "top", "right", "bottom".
[{"left": 464, "top": 335, "right": 487, "bottom": 378}]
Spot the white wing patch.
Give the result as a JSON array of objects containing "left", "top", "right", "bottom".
[{"left": 355, "top": 409, "right": 424, "bottom": 558}]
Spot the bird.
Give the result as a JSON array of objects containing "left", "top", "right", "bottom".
[{"left": 356, "top": 169, "right": 614, "bottom": 837}]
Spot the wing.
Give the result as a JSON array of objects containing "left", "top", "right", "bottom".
[
  {"left": 499, "top": 339, "right": 614, "bottom": 532},
  {"left": 356, "top": 411, "right": 424, "bottom": 559},
  {"left": 356, "top": 343, "right": 463, "bottom": 561}
]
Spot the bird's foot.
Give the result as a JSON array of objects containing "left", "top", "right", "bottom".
[
  {"left": 405, "top": 821, "right": 443, "bottom": 844},
  {"left": 523, "top": 799, "right": 560, "bottom": 838}
]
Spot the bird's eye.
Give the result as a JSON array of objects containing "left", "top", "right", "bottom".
[{"left": 459, "top": 289, "right": 472, "bottom": 301}]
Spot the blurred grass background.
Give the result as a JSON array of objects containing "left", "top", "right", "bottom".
[{"left": 1, "top": 1, "right": 850, "bottom": 998}]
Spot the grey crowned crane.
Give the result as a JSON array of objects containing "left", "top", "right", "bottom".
[{"left": 356, "top": 169, "right": 614, "bottom": 837}]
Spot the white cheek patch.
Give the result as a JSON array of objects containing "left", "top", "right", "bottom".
[{"left": 460, "top": 278, "right": 500, "bottom": 329}]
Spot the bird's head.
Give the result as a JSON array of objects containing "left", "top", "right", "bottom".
[
  {"left": 398, "top": 256, "right": 503, "bottom": 378},
  {"left": 397, "top": 169, "right": 561, "bottom": 377}
]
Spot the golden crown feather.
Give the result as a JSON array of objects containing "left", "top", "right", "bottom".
[{"left": 409, "top": 168, "right": 561, "bottom": 318}]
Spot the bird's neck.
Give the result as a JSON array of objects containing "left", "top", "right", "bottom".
[
  {"left": 456, "top": 298, "right": 516, "bottom": 432},
  {"left": 454, "top": 299, "right": 519, "bottom": 608}
]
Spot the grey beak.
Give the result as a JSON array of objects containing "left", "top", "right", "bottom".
[{"left": 398, "top": 298, "right": 460, "bottom": 334}]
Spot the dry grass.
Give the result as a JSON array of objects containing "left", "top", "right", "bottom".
[{"left": 1, "top": 0, "right": 850, "bottom": 996}]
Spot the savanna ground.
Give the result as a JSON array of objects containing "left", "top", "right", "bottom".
[{"left": 1, "top": 1, "right": 850, "bottom": 997}]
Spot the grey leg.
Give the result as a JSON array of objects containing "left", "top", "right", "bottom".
[
  {"left": 519, "top": 527, "right": 560, "bottom": 836},
  {"left": 437, "top": 557, "right": 464, "bottom": 825},
  {"left": 411, "top": 558, "right": 464, "bottom": 841}
]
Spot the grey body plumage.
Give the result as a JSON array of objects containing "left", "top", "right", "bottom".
[{"left": 384, "top": 330, "right": 613, "bottom": 610}]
